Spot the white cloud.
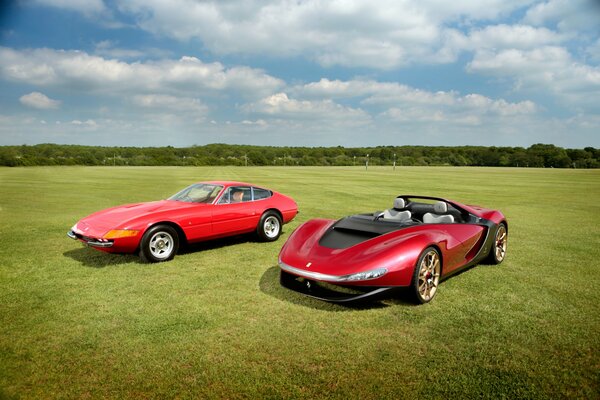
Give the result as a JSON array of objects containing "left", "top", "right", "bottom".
[
  {"left": 524, "top": 0, "right": 600, "bottom": 32},
  {"left": 70, "top": 119, "right": 98, "bottom": 129},
  {"left": 244, "top": 92, "right": 371, "bottom": 124},
  {"left": 19, "top": 92, "right": 61, "bottom": 109},
  {"left": 114, "top": 0, "right": 538, "bottom": 69},
  {"left": 0, "top": 47, "right": 284, "bottom": 98},
  {"left": 295, "top": 78, "right": 537, "bottom": 116},
  {"left": 132, "top": 94, "right": 208, "bottom": 114},
  {"left": 468, "top": 46, "right": 600, "bottom": 109},
  {"left": 446, "top": 24, "right": 567, "bottom": 54}
]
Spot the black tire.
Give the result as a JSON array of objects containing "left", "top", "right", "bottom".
[
  {"left": 139, "top": 224, "right": 179, "bottom": 263},
  {"left": 410, "top": 247, "right": 441, "bottom": 304},
  {"left": 256, "top": 211, "right": 282, "bottom": 242},
  {"left": 486, "top": 223, "right": 508, "bottom": 265}
]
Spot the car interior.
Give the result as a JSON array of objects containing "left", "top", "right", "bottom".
[{"left": 378, "top": 197, "right": 466, "bottom": 224}]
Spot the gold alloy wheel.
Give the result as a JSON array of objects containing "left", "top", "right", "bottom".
[
  {"left": 418, "top": 249, "right": 441, "bottom": 302},
  {"left": 495, "top": 225, "right": 508, "bottom": 262}
]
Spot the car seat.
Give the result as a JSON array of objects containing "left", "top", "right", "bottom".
[
  {"left": 383, "top": 198, "right": 412, "bottom": 221},
  {"left": 423, "top": 201, "right": 455, "bottom": 223}
]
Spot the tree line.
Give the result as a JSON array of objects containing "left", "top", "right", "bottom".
[{"left": 0, "top": 143, "right": 598, "bottom": 168}]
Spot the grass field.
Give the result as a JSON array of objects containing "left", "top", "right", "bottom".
[{"left": 1, "top": 166, "right": 599, "bottom": 399}]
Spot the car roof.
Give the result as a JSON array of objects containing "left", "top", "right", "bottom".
[{"left": 199, "top": 181, "right": 266, "bottom": 188}]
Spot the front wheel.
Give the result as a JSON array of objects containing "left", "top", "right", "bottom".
[
  {"left": 257, "top": 211, "right": 282, "bottom": 242},
  {"left": 139, "top": 225, "right": 179, "bottom": 263},
  {"left": 410, "top": 247, "right": 441, "bottom": 304},
  {"left": 487, "top": 223, "right": 508, "bottom": 265}
]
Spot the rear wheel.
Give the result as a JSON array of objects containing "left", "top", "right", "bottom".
[
  {"left": 487, "top": 223, "right": 507, "bottom": 264},
  {"left": 139, "top": 224, "right": 179, "bottom": 263},
  {"left": 257, "top": 211, "right": 282, "bottom": 242},
  {"left": 411, "top": 247, "right": 441, "bottom": 304}
]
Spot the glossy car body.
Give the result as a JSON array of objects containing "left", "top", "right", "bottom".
[
  {"left": 279, "top": 195, "right": 507, "bottom": 303},
  {"left": 68, "top": 181, "right": 298, "bottom": 261}
]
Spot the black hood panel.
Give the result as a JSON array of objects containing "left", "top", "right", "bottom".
[{"left": 318, "top": 214, "right": 417, "bottom": 249}]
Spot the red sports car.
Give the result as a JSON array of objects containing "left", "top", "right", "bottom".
[
  {"left": 279, "top": 195, "right": 507, "bottom": 304},
  {"left": 68, "top": 181, "right": 298, "bottom": 262}
]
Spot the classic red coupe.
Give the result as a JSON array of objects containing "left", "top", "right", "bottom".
[{"left": 68, "top": 181, "right": 298, "bottom": 262}]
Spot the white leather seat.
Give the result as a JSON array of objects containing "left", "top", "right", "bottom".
[
  {"left": 423, "top": 201, "right": 454, "bottom": 224},
  {"left": 383, "top": 198, "right": 411, "bottom": 221}
]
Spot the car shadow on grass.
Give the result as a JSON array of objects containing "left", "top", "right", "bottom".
[
  {"left": 258, "top": 266, "right": 417, "bottom": 311},
  {"left": 63, "top": 247, "right": 141, "bottom": 268},
  {"left": 180, "top": 233, "right": 255, "bottom": 254},
  {"left": 63, "top": 233, "right": 259, "bottom": 268}
]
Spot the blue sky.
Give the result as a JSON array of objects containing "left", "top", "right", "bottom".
[{"left": 0, "top": 0, "right": 599, "bottom": 148}]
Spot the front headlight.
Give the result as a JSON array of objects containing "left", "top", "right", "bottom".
[
  {"left": 103, "top": 229, "right": 140, "bottom": 239},
  {"left": 340, "top": 268, "right": 387, "bottom": 282}
]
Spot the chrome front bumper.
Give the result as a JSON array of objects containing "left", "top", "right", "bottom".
[{"left": 67, "top": 230, "right": 114, "bottom": 248}]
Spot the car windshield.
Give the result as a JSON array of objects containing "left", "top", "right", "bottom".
[{"left": 168, "top": 183, "right": 223, "bottom": 203}]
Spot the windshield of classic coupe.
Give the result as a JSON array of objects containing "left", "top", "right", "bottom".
[{"left": 169, "top": 184, "right": 223, "bottom": 203}]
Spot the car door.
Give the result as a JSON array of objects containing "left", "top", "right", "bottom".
[
  {"left": 211, "top": 186, "right": 259, "bottom": 236},
  {"left": 443, "top": 224, "right": 486, "bottom": 273},
  {"left": 177, "top": 203, "right": 213, "bottom": 241}
]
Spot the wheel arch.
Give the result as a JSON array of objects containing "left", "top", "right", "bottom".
[
  {"left": 262, "top": 208, "right": 282, "bottom": 220},
  {"left": 141, "top": 221, "right": 188, "bottom": 249}
]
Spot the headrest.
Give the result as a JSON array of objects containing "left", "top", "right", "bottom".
[
  {"left": 433, "top": 201, "right": 448, "bottom": 214},
  {"left": 394, "top": 198, "right": 406, "bottom": 209}
]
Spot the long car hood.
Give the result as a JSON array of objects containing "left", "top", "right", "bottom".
[
  {"left": 280, "top": 218, "right": 425, "bottom": 278},
  {"left": 77, "top": 200, "right": 195, "bottom": 233}
]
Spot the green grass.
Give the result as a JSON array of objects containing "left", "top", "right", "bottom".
[{"left": 0, "top": 166, "right": 599, "bottom": 399}]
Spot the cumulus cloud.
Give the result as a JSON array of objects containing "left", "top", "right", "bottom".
[
  {"left": 131, "top": 94, "right": 208, "bottom": 114},
  {"left": 445, "top": 24, "right": 567, "bottom": 54},
  {"left": 0, "top": 47, "right": 284, "bottom": 98},
  {"left": 244, "top": 93, "right": 372, "bottom": 125},
  {"left": 524, "top": 0, "right": 600, "bottom": 32},
  {"left": 295, "top": 78, "right": 537, "bottom": 117},
  {"left": 468, "top": 46, "right": 600, "bottom": 109},
  {"left": 70, "top": 119, "right": 98, "bottom": 129},
  {"left": 19, "top": 92, "right": 61, "bottom": 109},
  {"left": 113, "top": 0, "right": 539, "bottom": 68}
]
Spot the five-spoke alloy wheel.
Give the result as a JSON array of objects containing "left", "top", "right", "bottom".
[
  {"left": 257, "top": 211, "right": 282, "bottom": 242},
  {"left": 140, "top": 224, "right": 179, "bottom": 263}
]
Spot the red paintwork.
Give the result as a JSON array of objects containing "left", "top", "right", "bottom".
[
  {"left": 278, "top": 198, "right": 505, "bottom": 287},
  {"left": 71, "top": 181, "right": 298, "bottom": 253}
]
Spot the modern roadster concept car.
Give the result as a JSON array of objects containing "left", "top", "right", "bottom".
[
  {"left": 279, "top": 195, "right": 507, "bottom": 304},
  {"left": 68, "top": 181, "right": 298, "bottom": 262}
]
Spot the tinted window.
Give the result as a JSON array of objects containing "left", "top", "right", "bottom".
[{"left": 253, "top": 188, "right": 272, "bottom": 200}]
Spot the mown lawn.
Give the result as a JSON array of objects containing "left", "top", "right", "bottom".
[{"left": 0, "top": 166, "right": 598, "bottom": 399}]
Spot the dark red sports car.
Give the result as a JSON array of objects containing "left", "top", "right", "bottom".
[
  {"left": 68, "top": 181, "right": 298, "bottom": 262},
  {"left": 279, "top": 195, "right": 507, "bottom": 304}
]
